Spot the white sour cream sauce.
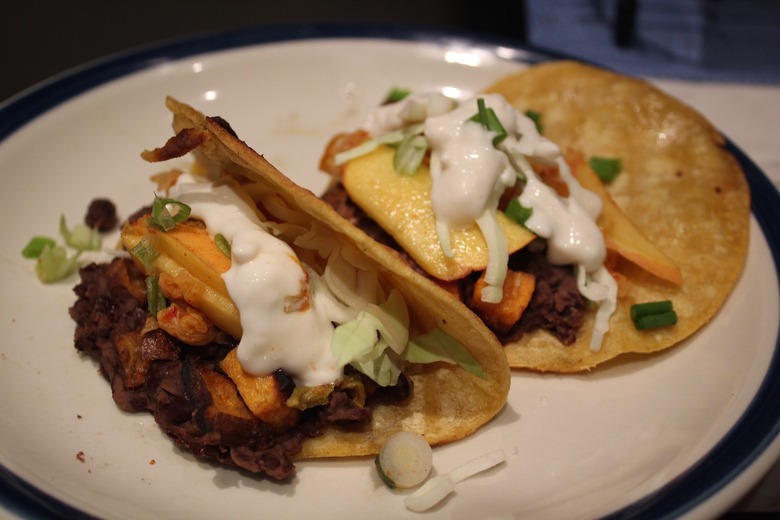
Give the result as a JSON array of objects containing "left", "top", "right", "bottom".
[
  {"left": 366, "top": 92, "right": 618, "bottom": 350},
  {"left": 170, "top": 174, "right": 343, "bottom": 386}
]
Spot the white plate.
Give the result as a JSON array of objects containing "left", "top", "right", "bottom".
[{"left": 1, "top": 26, "right": 778, "bottom": 520}]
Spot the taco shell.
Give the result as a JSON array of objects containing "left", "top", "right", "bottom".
[
  {"left": 155, "top": 96, "right": 511, "bottom": 457},
  {"left": 484, "top": 61, "right": 750, "bottom": 371}
]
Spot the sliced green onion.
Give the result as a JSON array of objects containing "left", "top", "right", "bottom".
[
  {"left": 214, "top": 233, "right": 231, "bottom": 258},
  {"left": 524, "top": 110, "right": 543, "bottom": 134},
  {"left": 633, "top": 311, "right": 678, "bottom": 330},
  {"left": 630, "top": 300, "right": 674, "bottom": 321},
  {"left": 384, "top": 87, "right": 411, "bottom": 104},
  {"left": 469, "top": 98, "right": 508, "bottom": 146},
  {"left": 150, "top": 195, "right": 191, "bottom": 231},
  {"left": 393, "top": 133, "right": 429, "bottom": 175},
  {"left": 589, "top": 156, "right": 622, "bottom": 183},
  {"left": 130, "top": 237, "right": 160, "bottom": 272},
  {"left": 505, "top": 199, "right": 533, "bottom": 226},
  {"left": 59, "top": 215, "right": 101, "bottom": 251},
  {"left": 145, "top": 275, "right": 168, "bottom": 316},
  {"left": 630, "top": 300, "right": 678, "bottom": 330},
  {"left": 35, "top": 244, "right": 80, "bottom": 283},
  {"left": 21, "top": 236, "right": 56, "bottom": 259},
  {"left": 376, "top": 431, "right": 433, "bottom": 489}
]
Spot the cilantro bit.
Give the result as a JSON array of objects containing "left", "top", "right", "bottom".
[{"left": 589, "top": 156, "right": 622, "bottom": 183}]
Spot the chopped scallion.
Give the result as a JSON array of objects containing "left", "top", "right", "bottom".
[
  {"left": 21, "top": 236, "right": 56, "bottom": 259},
  {"left": 145, "top": 275, "right": 168, "bottom": 316},
  {"left": 589, "top": 156, "right": 622, "bottom": 183},
  {"left": 59, "top": 215, "right": 101, "bottom": 251},
  {"left": 630, "top": 300, "right": 678, "bottom": 330},
  {"left": 35, "top": 244, "right": 80, "bottom": 283},
  {"left": 130, "top": 237, "right": 160, "bottom": 272},
  {"left": 524, "top": 110, "right": 543, "bottom": 134},
  {"left": 630, "top": 300, "right": 673, "bottom": 321},
  {"left": 150, "top": 195, "right": 191, "bottom": 231},
  {"left": 633, "top": 311, "right": 678, "bottom": 330},
  {"left": 383, "top": 87, "right": 411, "bottom": 104},
  {"left": 504, "top": 199, "right": 533, "bottom": 226},
  {"left": 214, "top": 233, "right": 231, "bottom": 258},
  {"left": 469, "top": 98, "right": 508, "bottom": 146}
]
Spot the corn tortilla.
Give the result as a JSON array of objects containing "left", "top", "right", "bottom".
[
  {"left": 483, "top": 61, "right": 750, "bottom": 371},
  {"left": 162, "top": 97, "right": 511, "bottom": 455}
]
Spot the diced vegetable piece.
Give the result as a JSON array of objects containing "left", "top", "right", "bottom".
[
  {"left": 469, "top": 98, "right": 507, "bottom": 146},
  {"left": 630, "top": 300, "right": 673, "bottom": 321},
  {"left": 588, "top": 156, "right": 622, "bottom": 183},
  {"left": 219, "top": 348, "right": 300, "bottom": 431},
  {"left": 21, "top": 236, "right": 56, "bottom": 259},
  {"left": 384, "top": 87, "right": 411, "bottom": 104},
  {"left": 504, "top": 199, "right": 533, "bottom": 226},
  {"left": 630, "top": 300, "right": 678, "bottom": 330},
  {"left": 633, "top": 310, "right": 678, "bottom": 330},
  {"left": 524, "top": 109, "right": 543, "bottom": 134},
  {"left": 59, "top": 215, "right": 101, "bottom": 252},
  {"left": 35, "top": 244, "right": 80, "bottom": 283},
  {"left": 471, "top": 270, "right": 535, "bottom": 335},
  {"left": 145, "top": 275, "right": 167, "bottom": 316},
  {"left": 149, "top": 196, "right": 191, "bottom": 231},
  {"left": 214, "top": 233, "right": 231, "bottom": 258}
]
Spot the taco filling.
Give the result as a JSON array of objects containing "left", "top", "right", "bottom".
[
  {"left": 70, "top": 97, "right": 509, "bottom": 480},
  {"left": 320, "top": 61, "right": 750, "bottom": 372}
]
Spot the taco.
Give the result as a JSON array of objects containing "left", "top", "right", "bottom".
[
  {"left": 69, "top": 97, "right": 509, "bottom": 481},
  {"left": 319, "top": 61, "right": 750, "bottom": 372}
]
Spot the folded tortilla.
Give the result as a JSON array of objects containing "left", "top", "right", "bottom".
[{"left": 147, "top": 97, "right": 511, "bottom": 458}]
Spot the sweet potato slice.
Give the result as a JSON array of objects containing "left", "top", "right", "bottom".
[
  {"left": 220, "top": 348, "right": 300, "bottom": 432},
  {"left": 471, "top": 270, "right": 536, "bottom": 335}
]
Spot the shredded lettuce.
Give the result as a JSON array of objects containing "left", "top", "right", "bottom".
[
  {"left": 406, "top": 329, "right": 486, "bottom": 378},
  {"left": 331, "top": 287, "right": 485, "bottom": 385}
]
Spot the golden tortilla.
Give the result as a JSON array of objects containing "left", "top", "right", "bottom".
[
  {"left": 484, "top": 61, "right": 750, "bottom": 371},
  {"left": 162, "top": 97, "right": 510, "bottom": 456}
]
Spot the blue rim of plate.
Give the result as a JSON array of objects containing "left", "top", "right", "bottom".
[{"left": 0, "top": 22, "right": 778, "bottom": 520}]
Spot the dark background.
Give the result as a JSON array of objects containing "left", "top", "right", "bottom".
[{"left": 0, "top": 0, "right": 528, "bottom": 103}]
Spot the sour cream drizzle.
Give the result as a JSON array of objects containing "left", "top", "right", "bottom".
[
  {"left": 365, "top": 92, "right": 618, "bottom": 350},
  {"left": 170, "top": 174, "right": 343, "bottom": 386}
]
